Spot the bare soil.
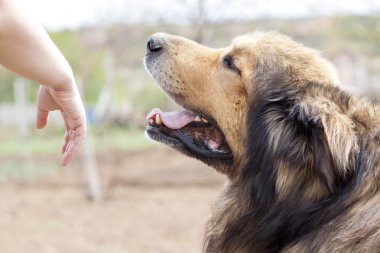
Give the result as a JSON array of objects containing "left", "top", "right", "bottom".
[{"left": 0, "top": 147, "right": 225, "bottom": 253}]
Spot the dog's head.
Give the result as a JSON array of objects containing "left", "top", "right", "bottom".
[
  {"left": 144, "top": 32, "right": 357, "bottom": 182},
  {"left": 144, "top": 32, "right": 380, "bottom": 253}
]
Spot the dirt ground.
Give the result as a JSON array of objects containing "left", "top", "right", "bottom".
[{"left": 0, "top": 147, "right": 225, "bottom": 253}]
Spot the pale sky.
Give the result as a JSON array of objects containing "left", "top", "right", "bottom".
[{"left": 13, "top": 0, "right": 380, "bottom": 30}]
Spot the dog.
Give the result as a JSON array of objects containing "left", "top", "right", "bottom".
[{"left": 144, "top": 31, "right": 380, "bottom": 253}]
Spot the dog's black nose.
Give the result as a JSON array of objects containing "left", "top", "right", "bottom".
[{"left": 147, "top": 36, "right": 163, "bottom": 54}]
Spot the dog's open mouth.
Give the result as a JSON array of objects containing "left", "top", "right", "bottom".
[{"left": 146, "top": 108, "right": 233, "bottom": 160}]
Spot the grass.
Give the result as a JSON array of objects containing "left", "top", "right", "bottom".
[
  {"left": 0, "top": 125, "right": 152, "bottom": 155},
  {"left": 0, "top": 159, "right": 57, "bottom": 181},
  {"left": 90, "top": 125, "right": 154, "bottom": 152},
  {"left": 0, "top": 125, "right": 154, "bottom": 180}
]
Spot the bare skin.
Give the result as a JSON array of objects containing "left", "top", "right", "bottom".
[{"left": 0, "top": 0, "right": 86, "bottom": 166}]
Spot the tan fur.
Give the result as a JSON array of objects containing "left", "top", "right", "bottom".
[{"left": 145, "top": 31, "right": 380, "bottom": 252}]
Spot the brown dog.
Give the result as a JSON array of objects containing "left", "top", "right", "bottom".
[{"left": 144, "top": 32, "right": 380, "bottom": 253}]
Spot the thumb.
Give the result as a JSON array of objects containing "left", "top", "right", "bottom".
[{"left": 36, "top": 108, "right": 49, "bottom": 129}]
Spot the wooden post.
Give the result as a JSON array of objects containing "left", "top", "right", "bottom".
[
  {"left": 82, "top": 133, "right": 102, "bottom": 202},
  {"left": 77, "top": 77, "right": 102, "bottom": 202}
]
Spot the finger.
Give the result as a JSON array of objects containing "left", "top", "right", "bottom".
[
  {"left": 36, "top": 108, "right": 49, "bottom": 129},
  {"left": 61, "top": 136, "right": 80, "bottom": 167},
  {"left": 61, "top": 131, "right": 74, "bottom": 167},
  {"left": 61, "top": 130, "right": 70, "bottom": 154},
  {"left": 61, "top": 126, "right": 86, "bottom": 167},
  {"left": 61, "top": 112, "right": 70, "bottom": 154},
  {"left": 61, "top": 111, "right": 69, "bottom": 127}
]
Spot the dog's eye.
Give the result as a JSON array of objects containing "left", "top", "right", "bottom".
[{"left": 223, "top": 55, "right": 240, "bottom": 74}]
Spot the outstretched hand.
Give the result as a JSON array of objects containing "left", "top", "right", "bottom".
[{"left": 36, "top": 81, "right": 86, "bottom": 166}]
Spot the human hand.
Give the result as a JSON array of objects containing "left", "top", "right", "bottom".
[{"left": 36, "top": 80, "right": 87, "bottom": 166}]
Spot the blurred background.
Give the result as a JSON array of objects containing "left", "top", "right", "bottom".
[{"left": 0, "top": 0, "right": 379, "bottom": 252}]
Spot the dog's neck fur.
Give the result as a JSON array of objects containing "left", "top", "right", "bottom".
[{"left": 205, "top": 83, "right": 380, "bottom": 253}]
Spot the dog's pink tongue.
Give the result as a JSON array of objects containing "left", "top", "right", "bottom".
[
  {"left": 160, "top": 111, "right": 196, "bottom": 129},
  {"left": 147, "top": 108, "right": 196, "bottom": 129}
]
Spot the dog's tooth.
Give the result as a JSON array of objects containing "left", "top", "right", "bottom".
[
  {"left": 148, "top": 118, "right": 154, "bottom": 125},
  {"left": 155, "top": 114, "right": 162, "bottom": 125},
  {"left": 201, "top": 118, "right": 208, "bottom": 123},
  {"left": 194, "top": 116, "right": 201, "bottom": 122}
]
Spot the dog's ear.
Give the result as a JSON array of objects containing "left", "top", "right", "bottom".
[
  {"left": 246, "top": 85, "right": 357, "bottom": 194},
  {"left": 319, "top": 110, "right": 357, "bottom": 172},
  {"left": 294, "top": 97, "right": 358, "bottom": 175}
]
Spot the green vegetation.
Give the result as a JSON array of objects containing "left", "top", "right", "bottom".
[
  {"left": 90, "top": 126, "right": 153, "bottom": 151},
  {"left": 0, "top": 126, "right": 152, "bottom": 156},
  {"left": 0, "top": 126, "right": 154, "bottom": 180}
]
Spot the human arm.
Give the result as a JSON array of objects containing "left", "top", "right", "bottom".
[{"left": 0, "top": 0, "right": 86, "bottom": 166}]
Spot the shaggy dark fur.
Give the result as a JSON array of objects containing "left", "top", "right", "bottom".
[{"left": 205, "top": 83, "right": 380, "bottom": 253}]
